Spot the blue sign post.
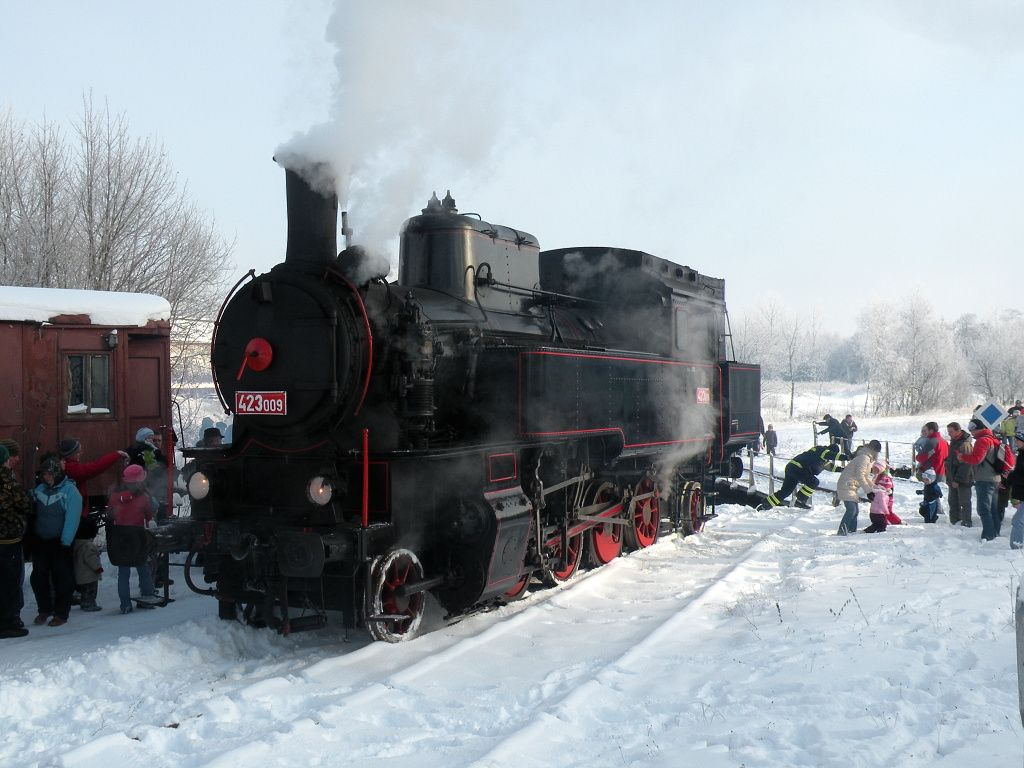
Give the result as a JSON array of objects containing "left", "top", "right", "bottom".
[{"left": 974, "top": 400, "right": 1008, "bottom": 431}]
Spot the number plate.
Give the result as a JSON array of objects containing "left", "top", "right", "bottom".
[
  {"left": 235, "top": 391, "right": 287, "bottom": 415},
  {"left": 695, "top": 387, "right": 711, "bottom": 404}
]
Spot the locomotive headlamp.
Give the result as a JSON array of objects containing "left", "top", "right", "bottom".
[
  {"left": 188, "top": 471, "right": 211, "bottom": 500},
  {"left": 307, "top": 475, "right": 334, "bottom": 506}
]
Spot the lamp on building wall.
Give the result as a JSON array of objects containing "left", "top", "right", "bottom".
[{"left": 103, "top": 329, "right": 119, "bottom": 349}]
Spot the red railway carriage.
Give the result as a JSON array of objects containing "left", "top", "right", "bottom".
[{"left": 0, "top": 287, "right": 171, "bottom": 504}]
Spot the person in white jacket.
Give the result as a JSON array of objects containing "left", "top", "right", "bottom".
[{"left": 836, "top": 440, "right": 882, "bottom": 535}]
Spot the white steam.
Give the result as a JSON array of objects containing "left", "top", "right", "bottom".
[{"left": 276, "top": 2, "right": 527, "bottom": 261}]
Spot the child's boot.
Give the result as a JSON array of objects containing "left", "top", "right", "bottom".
[{"left": 79, "top": 583, "right": 102, "bottom": 612}]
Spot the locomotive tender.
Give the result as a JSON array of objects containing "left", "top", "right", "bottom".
[{"left": 181, "top": 167, "right": 761, "bottom": 642}]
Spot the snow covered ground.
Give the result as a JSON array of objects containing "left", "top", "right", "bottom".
[{"left": 4, "top": 416, "right": 1023, "bottom": 767}]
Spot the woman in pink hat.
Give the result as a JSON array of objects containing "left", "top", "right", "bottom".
[{"left": 107, "top": 465, "right": 158, "bottom": 613}]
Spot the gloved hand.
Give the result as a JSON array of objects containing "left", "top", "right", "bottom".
[
  {"left": 866, "top": 492, "right": 875, "bottom": 500},
  {"left": 915, "top": 489, "right": 924, "bottom": 495}
]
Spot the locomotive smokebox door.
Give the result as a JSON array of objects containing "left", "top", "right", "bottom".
[{"left": 720, "top": 362, "right": 761, "bottom": 451}]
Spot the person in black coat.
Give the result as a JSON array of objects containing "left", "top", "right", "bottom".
[
  {"left": 758, "top": 443, "right": 843, "bottom": 510},
  {"left": 816, "top": 414, "right": 851, "bottom": 449},
  {"left": 764, "top": 424, "right": 779, "bottom": 456},
  {"left": 1007, "top": 433, "right": 1024, "bottom": 549}
]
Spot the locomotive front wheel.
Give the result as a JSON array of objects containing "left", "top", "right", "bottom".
[
  {"left": 587, "top": 482, "right": 623, "bottom": 565},
  {"left": 626, "top": 477, "right": 660, "bottom": 550},
  {"left": 365, "top": 548, "right": 426, "bottom": 643},
  {"left": 542, "top": 532, "right": 584, "bottom": 586},
  {"left": 499, "top": 573, "right": 532, "bottom": 603},
  {"left": 682, "top": 483, "right": 705, "bottom": 536}
]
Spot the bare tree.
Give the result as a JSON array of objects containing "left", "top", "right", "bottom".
[
  {"left": 777, "top": 313, "right": 806, "bottom": 418},
  {"left": 0, "top": 109, "right": 76, "bottom": 287},
  {"left": 0, "top": 97, "right": 233, "bottom": 437}
]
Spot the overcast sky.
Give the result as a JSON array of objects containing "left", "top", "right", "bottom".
[{"left": 4, "top": 1, "right": 1024, "bottom": 334}]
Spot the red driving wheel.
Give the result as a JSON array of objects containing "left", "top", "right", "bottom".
[{"left": 628, "top": 477, "right": 660, "bottom": 549}]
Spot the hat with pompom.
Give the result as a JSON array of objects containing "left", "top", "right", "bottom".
[
  {"left": 39, "top": 455, "right": 64, "bottom": 482},
  {"left": 123, "top": 464, "right": 147, "bottom": 484}
]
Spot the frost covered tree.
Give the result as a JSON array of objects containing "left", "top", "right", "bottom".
[
  {"left": 857, "top": 299, "right": 964, "bottom": 414},
  {"left": 953, "top": 311, "right": 1024, "bottom": 404},
  {"left": 824, "top": 335, "right": 866, "bottom": 382},
  {"left": 732, "top": 298, "right": 829, "bottom": 416},
  {"left": 732, "top": 298, "right": 785, "bottom": 410},
  {"left": 0, "top": 111, "right": 76, "bottom": 287}
]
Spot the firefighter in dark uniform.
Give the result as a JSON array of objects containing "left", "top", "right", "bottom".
[{"left": 758, "top": 443, "right": 843, "bottom": 510}]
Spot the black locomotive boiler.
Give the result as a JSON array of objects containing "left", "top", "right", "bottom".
[{"left": 179, "top": 167, "right": 761, "bottom": 642}]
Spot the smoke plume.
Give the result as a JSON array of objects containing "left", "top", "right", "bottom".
[{"left": 276, "top": 2, "right": 527, "bottom": 264}]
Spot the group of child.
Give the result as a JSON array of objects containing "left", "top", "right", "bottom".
[
  {"left": 861, "top": 459, "right": 942, "bottom": 534},
  {"left": 0, "top": 428, "right": 176, "bottom": 640},
  {"left": 34, "top": 451, "right": 162, "bottom": 627}
]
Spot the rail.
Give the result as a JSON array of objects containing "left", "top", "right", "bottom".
[{"left": 740, "top": 445, "right": 924, "bottom": 499}]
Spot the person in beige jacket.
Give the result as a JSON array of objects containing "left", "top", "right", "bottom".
[{"left": 836, "top": 440, "right": 882, "bottom": 535}]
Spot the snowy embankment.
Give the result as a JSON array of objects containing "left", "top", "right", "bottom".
[{"left": 3, "top": 417, "right": 1023, "bottom": 767}]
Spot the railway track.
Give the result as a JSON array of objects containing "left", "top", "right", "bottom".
[
  {"left": 186, "top": 509, "right": 819, "bottom": 767},
  {"left": 27, "top": 501, "right": 828, "bottom": 768}
]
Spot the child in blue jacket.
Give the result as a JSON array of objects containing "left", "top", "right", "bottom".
[{"left": 916, "top": 468, "right": 943, "bottom": 523}]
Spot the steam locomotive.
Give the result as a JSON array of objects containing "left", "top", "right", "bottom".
[{"left": 168, "top": 168, "right": 760, "bottom": 642}]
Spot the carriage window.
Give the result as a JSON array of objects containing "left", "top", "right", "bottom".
[{"left": 66, "top": 354, "right": 112, "bottom": 415}]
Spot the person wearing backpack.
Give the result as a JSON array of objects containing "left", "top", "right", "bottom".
[
  {"left": 1007, "top": 431, "right": 1024, "bottom": 549},
  {"left": 29, "top": 454, "right": 82, "bottom": 626},
  {"left": 957, "top": 419, "right": 1005, "bottom": 541}
]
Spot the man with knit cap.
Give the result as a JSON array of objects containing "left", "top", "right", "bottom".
[
  {"left": 126, "top": 427, "right": 166, "bottom": 472},
  {"left": 59, "top": 437, "right": 128, "bottom": 515},
  {"left": 0, "top": 443, "right": 32, "bottom": 638},
  {"left": 0, "top": 438, "right": 21, "bottom": 468}
]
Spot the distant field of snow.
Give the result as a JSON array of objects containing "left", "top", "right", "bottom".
[
  {"left": 3, "top": 416, "right": 1022, "bottom": 767},
  {"left": 761, "top": 379, "right": 871, "bottom": 423}
]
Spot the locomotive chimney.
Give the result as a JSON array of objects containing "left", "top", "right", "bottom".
[{"left": 282, "top": 164, "right": 338, "bottom": 266}]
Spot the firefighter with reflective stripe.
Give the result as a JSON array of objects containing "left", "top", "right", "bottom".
[{"left": 758, "top": 444, "right": 843, "bottom": 511}]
